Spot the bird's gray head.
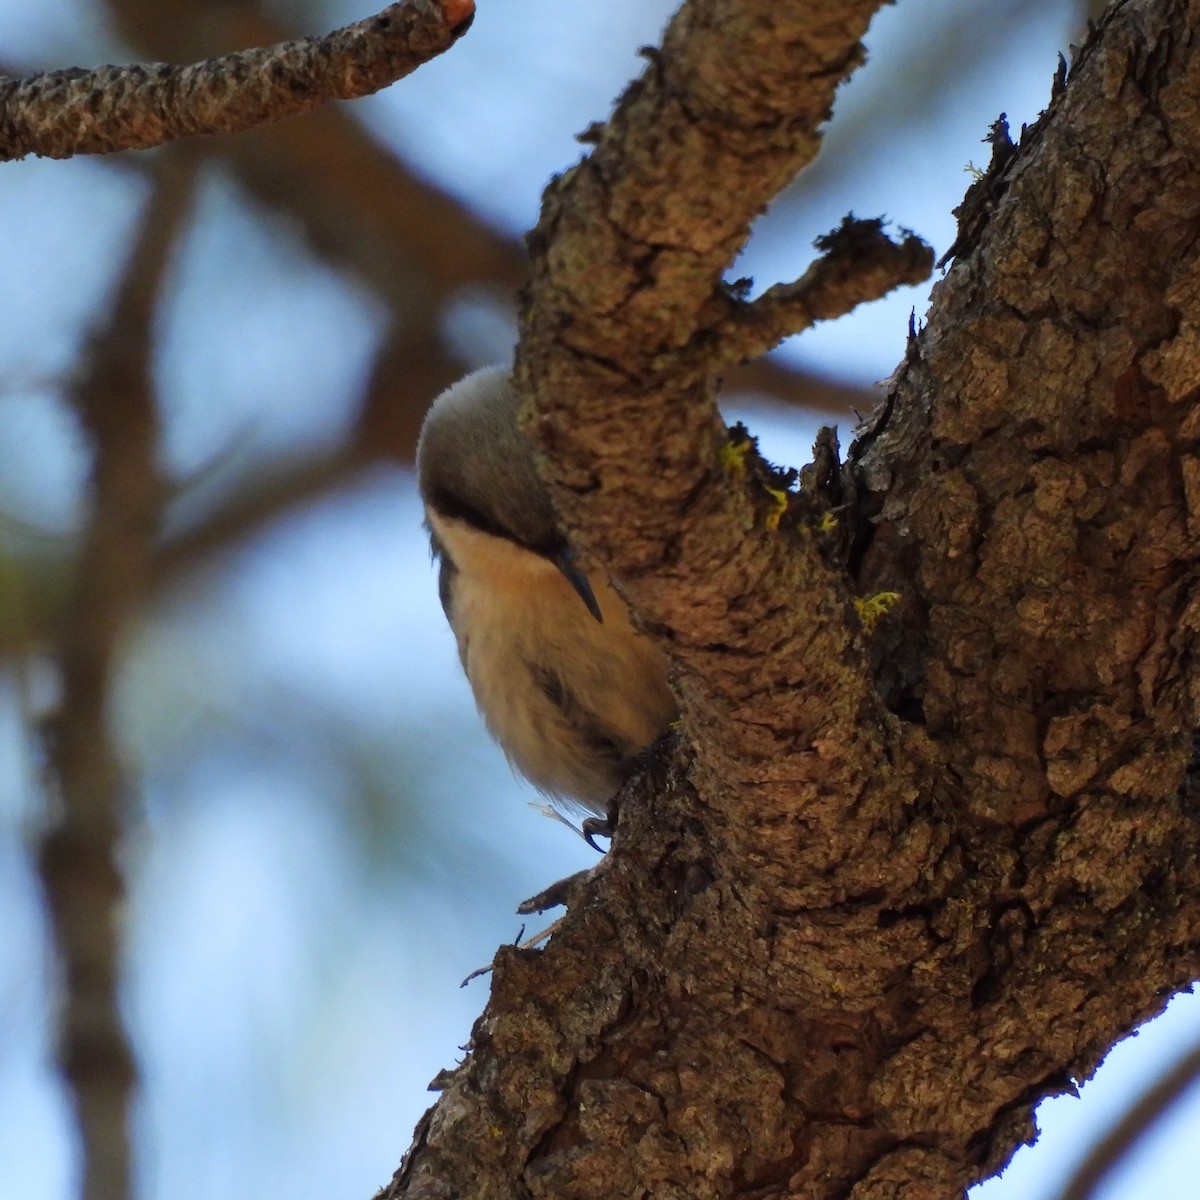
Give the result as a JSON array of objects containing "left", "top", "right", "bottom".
[{"left": 416, "top": 365, "right": 562, "bottom": 557}]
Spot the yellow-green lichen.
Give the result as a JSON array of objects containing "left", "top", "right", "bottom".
[
  {"left": 854, "top": 591, "right": 901, "bottom": 632},
  {"left": 719, "top": 430, "right": 753, "bottom": 476},
  {"left": 763, "top": 486, "right": 789, "bottom": 531}
]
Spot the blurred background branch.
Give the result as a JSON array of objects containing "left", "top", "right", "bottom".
[
  {"left": 1058, "top": 1038, "right": 1200, "bottom": 1200},
  {"left": 39, "top": 150, "right": 196, "bottom": 1200}
]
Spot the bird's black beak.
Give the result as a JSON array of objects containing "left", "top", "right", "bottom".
[{"left": 553, "top": 548, "right": 604, "bottom": 623}]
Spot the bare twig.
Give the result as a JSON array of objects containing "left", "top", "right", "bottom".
[
  {"left": 39, "top": 154, "right": 196, "bottom": 1200},
  {"left": 700, "top": 217, "right": 933, "bottom": 371},
  {"left": 0, "top": 0, "right": 474, "bottom": 162}
]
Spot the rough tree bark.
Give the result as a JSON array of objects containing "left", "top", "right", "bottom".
[
  {"left": 383, "top": 0, "right": 1200, "bottom": 1198},
  {"left": 0, "top": 0, "right": 473, "bottom": 161}
]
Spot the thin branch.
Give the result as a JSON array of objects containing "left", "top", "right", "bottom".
[
  {"left": 39, "top": 154, "right": 196, "bottom": 1200},
  {"left": 699, "top": 217, "right": 933, "bottom": 371},
  {"left": 0, "top": 0, "right": 474, "bottom": 162}
]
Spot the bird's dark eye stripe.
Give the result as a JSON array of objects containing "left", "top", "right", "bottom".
[
  {"left": 427, "top": 484, "right": 566, "bottom": 560},
  {"left": 427, "top": 486, "right": 500, "bottom": 539}
]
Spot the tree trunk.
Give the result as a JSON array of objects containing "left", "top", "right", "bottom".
[{"left": 384, "top": 1, "right": 1200, "bottom": 1196}]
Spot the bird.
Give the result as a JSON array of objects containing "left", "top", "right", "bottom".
[{"left": 416, "top": 365, "right": 676, "bottom": 824}]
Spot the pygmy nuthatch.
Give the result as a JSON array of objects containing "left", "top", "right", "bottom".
[{"left": 416, "top": 366, "right": 676, "bottom": 817}]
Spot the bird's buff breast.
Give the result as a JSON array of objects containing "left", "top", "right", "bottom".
[{"left": 444, "top": 531, "right": 675, "bottom": 815}]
